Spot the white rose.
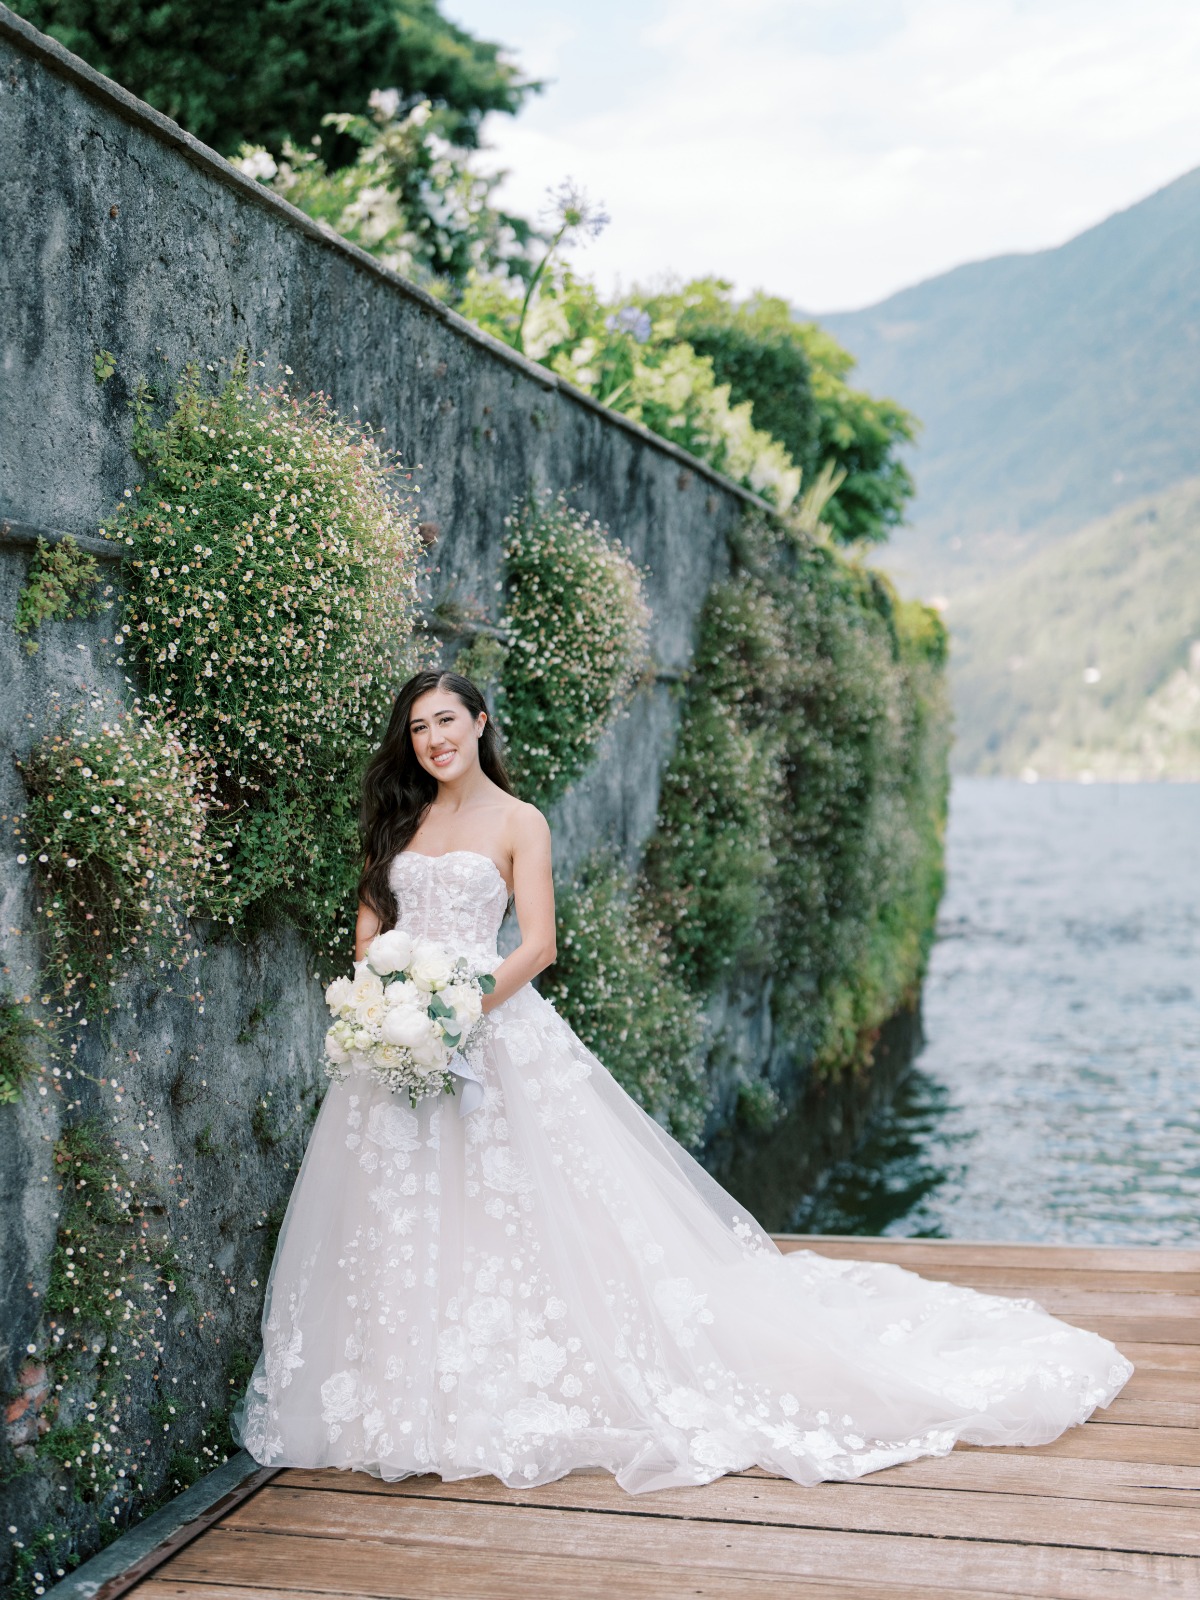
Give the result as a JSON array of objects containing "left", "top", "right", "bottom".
[
  {"left": 412, "top": 1032, "right": 449, "bottom": 1072},
  {"left": 325, "top": 1028, "right": 349, "bottom": 1064},
  {"left": 325, "top": 975, "right": 353, "bottom": 1013},
  {"left": 368, "top": 927, "right": 414, "bottom": 976},
  {"left": 349, "top": 970, "right": 384, "bottom": 1008},
  {"left": 409, "top": 939, "right": 454, "bottom": 991},
  {"left": 442, "top": 982, "right": 482, "bottom": 1027},
  {"left": 380, "top": 1007, "right": 433, "bottom": 1050}
]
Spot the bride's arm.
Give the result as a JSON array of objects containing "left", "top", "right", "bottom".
[
  {"left": 482, "top": 805, "right": 556, "bottom": 1012},
  {"left": 354, "top": 901, "right": 381, "bottom": 964}
]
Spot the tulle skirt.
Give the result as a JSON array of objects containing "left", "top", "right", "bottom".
[{"left": 232, "top": 986, "right": 1133, "bottom": 1493}]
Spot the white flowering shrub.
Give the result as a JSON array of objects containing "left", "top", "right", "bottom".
[
  {"left": 105, "top": 360, "right": 426, "bottom": 968},
  {"left": 496, "top": 492, "right": 651, "bottom": 805},
  {"left": 17, "top": 709, "right": 212, "bottom": 1018}
]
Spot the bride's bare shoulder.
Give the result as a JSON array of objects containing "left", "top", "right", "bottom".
[{"left": 501, "top": 796, "right": 552, "bottom": 857}]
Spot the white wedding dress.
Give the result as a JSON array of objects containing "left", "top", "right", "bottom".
[{"left": 232, "top": 849, "right": 1133, "bottom": 1492}]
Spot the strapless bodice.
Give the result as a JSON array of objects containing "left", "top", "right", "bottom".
[{"left": 387, "top": 849, "right": 510, "bottom": 964}]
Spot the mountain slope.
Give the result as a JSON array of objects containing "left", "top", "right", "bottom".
[
  {"left": 821, "top": 167, "right": 1200, "bottom": 599},
  {"left": 949, "top": 478, "right": 1200, "bottom": 778}
]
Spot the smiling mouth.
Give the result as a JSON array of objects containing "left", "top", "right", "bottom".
[{"left": 432, "top": 750, "right": 456, "bottom": 767}]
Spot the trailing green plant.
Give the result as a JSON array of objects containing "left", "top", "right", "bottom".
[
  {"left": 540, "top": 858, "right": 706, "bottom": 1145},
  {"left": 104, "top": 357, "right": 426, "bottom": 971},
  {"left": 643, "top": 570, "right": 787, "bottom": 995},
  {"left": 641, "top": 514, "right": 949, "bottom": 1086},
  {"left": 0, "top": 991, "right": 42, "bottom": 1102},
  {"left": 7, "top": 1522, "right": 71, "bottom": 1599},
  {"left": 495, "top": 492, "right": 650, "bottom": 806},
  {"left": 13, "top": 536, "right": 109, "bottom": 654},
  {"left": 17, "top": 706, "right": 213, "bottom": 1018},
  {"left": 37, "top": 1122, "right": 184, "bottom": 1503}
]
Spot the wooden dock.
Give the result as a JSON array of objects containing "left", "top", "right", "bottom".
[{"left": 125, "top": 1237, "right": 1200, "bottom": 1600}]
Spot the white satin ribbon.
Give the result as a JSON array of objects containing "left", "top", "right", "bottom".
[{"left": 447, "top": 1050, "right": 485, "bottom": 1118}]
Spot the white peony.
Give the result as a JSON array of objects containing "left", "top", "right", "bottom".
[
  {"left": 368, "top": 927, "right": 414, "bottom": 975},
  {"left": 325, "top": 975, "right": 353, "bottom": 1012},
  {"left": 380, "top": 1007, "right": 434, "bottom": 1050},
  {"left": 325, "top": 1027, "right": 349, "bottom": 1064},
  {"left": 409, "top": 938, "right": 454, "bottom": 991},
  {"left": 412, "top": 1032, "right": 449, "bottom": 1073},
  {"left": 383, "top": 978, "right": 421, "bottom": 1011}
]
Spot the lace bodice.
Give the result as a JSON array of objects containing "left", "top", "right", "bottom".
[{"left": 387, "top": 850, "right": 510, "bottom": 965}]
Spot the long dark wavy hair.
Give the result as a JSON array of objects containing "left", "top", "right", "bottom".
[{"left": 358, "top": 669, "right": 513, "bottom": 929}]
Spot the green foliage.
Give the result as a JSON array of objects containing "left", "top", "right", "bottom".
[
  {"left": 0, "top": 992, "right": 42, "bottom": 1102},
  {"left": 105, "top": 357, "right": 426, "bottom": 971},
  {"left": 540, "top": 860, "right": 706, "bottom": 1145},
  {"left": 646, "top": 279, "right": 820, "bottom": 479},
  {"left": 236, "top": 95, "right": 540, "bottom": 303},
  {"left": 461, "top": 270, "right": 803, "bottom": 508},
  {"left": 642, "top": 689, "right": 778, "bottom": 991},
  {"left": 495, "top": 493, "right": 650, "bottom": 806},
  {"left": 18, "top": 0, "right": 533, "bottom": 157},
  {"left": 644, "top": 516, "right": 949, "bottom": 1080},
  {"left": 93, "top": 349, "right": 116, "bottom": 383},
  {"left": 790, "top": 323, "right": 917, "bottom": 548},
  {"left": 38, "top": 1122, "right": 183, "bottom": 1502},
  {"left": 13, "top": 536, "right": 108, "bottom": 654},
  {"left": 8, "top": 1523, "right": 71, "bottom": 1599},
  {"left": 17, "top": 708, "right": 212, "bottom": 1017}
]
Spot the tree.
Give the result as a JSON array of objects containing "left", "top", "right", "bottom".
[
  {"left": 793, "top": 323, "right": 918, "bottom": 548},
  {"left": 653, "top": 279, "right": 821, "bottom": 479},
  {"left": 16, "top": 0, "right": 535, "bottom": 156},
  {"left": 237, "top": 95, "right": 540, "bottom": 302}
]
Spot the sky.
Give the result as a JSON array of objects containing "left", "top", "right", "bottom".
[{"left": 445, "top": 0, "right": 1200, "bottom": 312}]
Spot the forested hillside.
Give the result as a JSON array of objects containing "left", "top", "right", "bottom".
[
  {"left": 822, "top": 166, "right": 1200, "bottom": 602},
  {"left": 950, "top": 479, "right": 1200, "bottom": 778}
]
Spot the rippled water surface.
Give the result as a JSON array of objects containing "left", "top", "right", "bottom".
[{"left": 796, "top": 779, "right": 1200, "bottom": 1244}]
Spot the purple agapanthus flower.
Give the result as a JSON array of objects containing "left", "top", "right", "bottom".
[{"left": 604, "top": 306, "right": 652, "bottom": 344}]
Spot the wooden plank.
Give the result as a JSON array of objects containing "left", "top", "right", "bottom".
[
  {"left": 848, "top": 1268, "right": 1200, "bottom": 1298},
  {"left": 165, "top": 1518, "right": 1200, "bottom": 1600},
  {"left": 1122, "top": 1344, "right": 1200, "bottom": 1373},
  {"left": 1069, "top": 1316, "right": 1199, "bottom": 1346},
  {"left": 243, "top": 1477, "right": 1200, "bottom": 1557},
  {"left": 278, "top": 1453, "right": 1200, "bottom": 1508},
  {"left": 960, "top": 1422, "right": 1200, "bottom": 1465},
  {"left": 782, "top": 1260, "right": 1200, "bottom": 1297},
  {"left": 134, "top": 1553, "right": 1023, "bottom": 1600},
  {"left": 776, "top": 1238, "right": 1200, "bottom": 1275}
]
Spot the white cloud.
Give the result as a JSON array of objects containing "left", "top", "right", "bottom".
[{"left": 447, "top": 0, "right": 1200, "bottom": 309}]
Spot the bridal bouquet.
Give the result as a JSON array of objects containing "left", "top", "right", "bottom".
[{"left": 322, "top": 928, "right": 496, "bottom": 1105}]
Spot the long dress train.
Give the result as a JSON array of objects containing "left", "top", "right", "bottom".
[{"left": 231, "top": 849, "right": 1132, "bottom": 1493}]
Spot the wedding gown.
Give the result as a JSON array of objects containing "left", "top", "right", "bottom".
[{"left": 231, "top": 849, "right": 1133, "bottom": 1492}]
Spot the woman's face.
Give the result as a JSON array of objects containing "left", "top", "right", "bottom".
[{"left": 408, "top": 689, "right": 486, "bottom": 783}]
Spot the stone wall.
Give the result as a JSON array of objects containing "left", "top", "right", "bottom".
[{"left": 0, "top": 8, "right": 922, "bottom": 1582}]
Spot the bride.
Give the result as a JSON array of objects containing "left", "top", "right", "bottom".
[{"left": 232, "top": 669, "right": 1132, "bottom": 1493}]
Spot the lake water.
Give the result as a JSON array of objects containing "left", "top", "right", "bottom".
[{"left": 793, "top": 779, "right": 1200, "bottom": 1245}]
